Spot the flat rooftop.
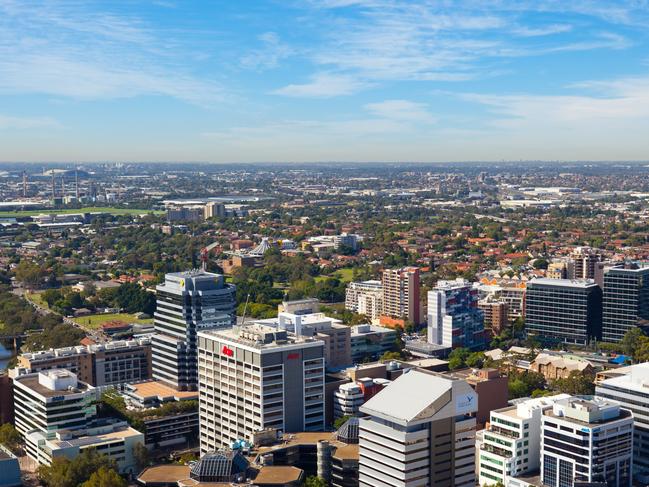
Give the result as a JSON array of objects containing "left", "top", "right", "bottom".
[
  {"left": 129, "top": 380, "right": 198, "bottom": 401},
  {"left": 254, "top": 466, "right": 303, "bottom": 484},
  {"left": 15, "top": 375, "right": 90, "bottom": 398},
  {"left": 49, "top": 425, "right": 142, "bottom": 449},
  {"left": 528, "top": 278, "right": 597, "bottom": 288},
  {"left": 138, "top": 465, "right": 190, "bottom": 484}
]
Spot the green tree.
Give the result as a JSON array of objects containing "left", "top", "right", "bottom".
[
  {"left": 0, "top": 423, "right": 21, "bottom": 453},
  {"left": 39, "top": 448, "right": 116, "bottom": 487},
  {"left": 133, "top": 442, "right": 150, "bottom": 472},
  {"left": 448, "top": 347, "right": 470, "bottom": 370},
  {"left": 552, "top": 371, "right": 596, "bottom": 396},
  {"left": 621, "top": 327, "right": 646, "bottom": 360},
  {"left": 305, "top": 476, "right": 327, "bottom": 487},
  {"left": 15, "top": 260, "right": 47, "bottom": 289},
  {"left": 81, "top": 467, "right": 126, "bottom": 487},
  {"left": 465, "top": 352, "right": 486, "bottom": 369},
  {"left": 333, "top": 415, "right": 351, "bottom": 430}
]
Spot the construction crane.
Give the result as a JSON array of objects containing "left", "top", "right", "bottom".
[{"left": 200, "top": 241, "right": 221, "bottom": 271}]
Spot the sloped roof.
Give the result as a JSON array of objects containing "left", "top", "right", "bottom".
[{"left": 360, "top": 369, "right": 453, "bottom": 425}]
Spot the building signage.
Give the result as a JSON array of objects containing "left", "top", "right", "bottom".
[
  {"left": 222, "top": 345, "right": 234, "bottom": 357},
  {"left": 455, "top": 392, "right": 477, "bottom": 415},
  {"left": 287, "top": 352, "right": 300, "bottom": 359}
]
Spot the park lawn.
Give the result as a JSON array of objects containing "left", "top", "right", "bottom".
[
  {"left": 73, "top": 312, "right": 153, "bottom": 330},
  {"left": 0, "top": 206, "right": 163, "bottom": 218},
  {"left": 315, "top": 267, "right": 355, "bottom": 283}
]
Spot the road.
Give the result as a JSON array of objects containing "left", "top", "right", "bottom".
[{"left": 14, "top": 286, "right": 107, "bottom": 344}]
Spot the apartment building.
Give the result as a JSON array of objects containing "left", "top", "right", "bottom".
[
  {"left": 525, "top": 278, "right": 602, "bottom": 346},
  {"left": 602, "top": 263, "right": 649, "bottom": 343},
  {"left": 359, "top": 369, "right": 478, "bottom": 487},
  {"left": 197, "top": 325, "right": 325, "bottom": 454},
  {"left": 18, "top": 338, "right": 152, "bottom": 387},
  {"left": 427, "top": 278, "right": 485, "bottom": 350},
  {"left": 541, "top": 397, "right": 633, "bottom": 487},
  {"left": 382, "top": 267, "right": 421, "bottom": 325},
  {"left": 345, "top": 280, "right": 384, "bottom": 320},
  {"left": 152, "top": 270, "right": 236, "bottom": 391},
  {"left": 478, "top": 298, "right": 509, "bottom": 335}
]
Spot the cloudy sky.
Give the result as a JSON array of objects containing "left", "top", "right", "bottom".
[{"left": 2, "top": 0, "right": 649, "bottom": 162}]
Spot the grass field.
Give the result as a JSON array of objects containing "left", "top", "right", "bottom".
[
  {"left": 73, "top": 312, "right": 153, "bottom": 330},
  {"left": 316, "top": 267, "right": 355, "bottom": 283},
  {"left": 25, "top": 291, "right": 47, "bottom": 308},
  {"left": 0, "top": 206, "right": 163, "bottom": 218}
]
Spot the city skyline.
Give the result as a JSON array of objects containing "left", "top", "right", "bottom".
[{"left": 2, "top": 1, "right": 649, "bottom": 162}]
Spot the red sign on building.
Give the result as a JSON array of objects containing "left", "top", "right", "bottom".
[
  {"left": 287, "top": 352, "right": 300, "bottom": 360},
  {"left": 222, "top": 345, "right": 234, "bottom": 357}
]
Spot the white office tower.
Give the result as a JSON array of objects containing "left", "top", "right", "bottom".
[
  {"left": 197, "top": 324, "right": 325, "bottom": 454},
  {"left": 152, "top": 270, "right": 236, "bottom": 391},
  {"left": 12, "top": 370, "right": 96, "bottom": 460},
  {"left": 596, "top": 362, "right": 649, "bottom": 482},
  {"left": 359, "top": 369, "right": 478, "bottom": 487},
  {"left": 541, "top": 397, "right": 633, "bottom": 487},
  {"left": 477, "top": 394, "right": 570, "bottom": 486}
]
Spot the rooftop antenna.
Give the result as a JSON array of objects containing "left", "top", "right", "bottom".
[
  {"left": 22, "top": 171, "right": 27, "bottom": 197},
  {"left": 240, "top": 293, "right": 251, "bottom": 327},
  {"left": 51, "top": 173, "right": 56, "bottom": 199},
  {"left": 75, "top": 169, "right": 79, "bottom": 199}
]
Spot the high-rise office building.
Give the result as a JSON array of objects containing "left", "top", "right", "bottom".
[
  {"left": 541, "top": 396, "right": 633, "bottom": 487},
  {"left": 477, "top": 394, "right": 570, "bottom": 486},
  {"left": 382, "top": 267, "right": 421, "bottom": 325},
  {"left": 525, "top": 278, "right": 602, "bottom": 346},
  {"left": 152, "top": 270, "right": 236, "bottom": 391},
  {"left": 596, "top": 362, "right": 649, "bottom": 479},
  {"left": 359, "top": 369, "right": 478, "bottom": 487},
  {"left": 602, "top": 263, "right": 649, "bottom": 343},
  {"left": 197, "top": 324, "right": 325, "bottom": 454},
  {"left": 427, "top": 278, "right": 485, "bottom": 350}
]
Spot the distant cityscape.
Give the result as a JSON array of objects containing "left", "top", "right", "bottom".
[{"left": 0, "top": 162, "right": 648, "bottom": 487}]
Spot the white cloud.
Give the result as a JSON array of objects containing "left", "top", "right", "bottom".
[
  {"left": 0, "top": 1, "right": 224, "bottom": 104},
  {"left": 272, "top": 73, "right": 369, "bottom": 97},
  {"left": 240, "top": 32, "right": 294, "bottom": 70},
  {"left": 364, "top": 99, "right": 436, "bottom": 123},
  {"left": 0, "top": 114, "right": 59, "bottom": 130},
  {"left": 512, "top": 24, "right": 573, "bottom": 37}
]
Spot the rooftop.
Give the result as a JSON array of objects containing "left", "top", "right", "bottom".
[
  {"left": 127, "top": 380, "right": 198, "bottom": 401},
  {"left": 254, "top": 466, "right": 303, "bottom": 484},
  {"left": 201, "top": 324, "right": 323, "bottom": 351},
  {"left": 361, "top": 369, "right": 459, "bottom": 425},
  {"left": 15, "top": 372, "right": 90, "bottom": 398},
  {"left": 528, "top": 277, "right": 598, "bottom": 288}
]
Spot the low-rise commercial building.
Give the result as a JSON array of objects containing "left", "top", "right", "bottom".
[
  {"left": 18, "top": 338, "right": 152, "bottom": 387},
  {"left": 350, "top": 324, "right": 397, "bottom": 362}
]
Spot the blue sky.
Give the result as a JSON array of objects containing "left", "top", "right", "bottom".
[{"left": 2, "top": 0, "right": 649, "bottom": 162}]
